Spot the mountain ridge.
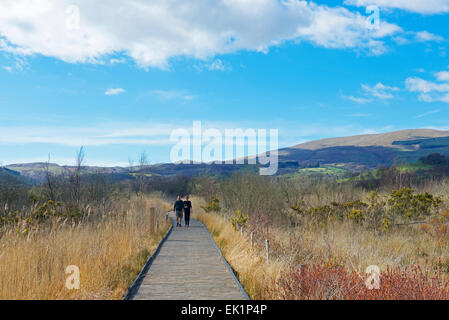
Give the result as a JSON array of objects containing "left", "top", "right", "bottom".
[
  {"left": 4, "top": 128, "right": 449, "bottom": 179},
  {"left": 290, "top": 129, "right": 449, "bottom": 150}
]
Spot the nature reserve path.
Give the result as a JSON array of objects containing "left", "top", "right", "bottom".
[{"left": 128, "top": 212, "right": 248, "bottom": 300}]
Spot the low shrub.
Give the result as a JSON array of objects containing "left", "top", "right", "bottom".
[{"left": 270, "top": 263, "right": 449, "bottom": 300}]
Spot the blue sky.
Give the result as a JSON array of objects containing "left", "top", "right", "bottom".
[{"left": 0, "top": 0, "right": 448, "bottom": 166}]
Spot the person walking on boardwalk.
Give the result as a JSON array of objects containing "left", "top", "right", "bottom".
[
  {"left": 174, "top": 195, "right": 184, "bottom": 227},
  {"left": 183, "top": 195, "right": 192, "bottom": 227}
]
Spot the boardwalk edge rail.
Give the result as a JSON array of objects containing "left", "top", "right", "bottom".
[
  {"left": 122, "top": 214, "right": 174, "bottom": 300},
  {"left": 199, "top": 221, "right": 251, "bottom": 300}
]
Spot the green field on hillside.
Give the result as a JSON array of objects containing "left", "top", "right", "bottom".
[{"left": 290, "top": 166, "right": 347, "bottom": 177}]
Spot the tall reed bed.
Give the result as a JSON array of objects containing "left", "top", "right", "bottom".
[
  {"left": 0, "top": 196, "right": 171, "bottom": 299},
  {"left": 196, "top": 209, "right": 449, "bottom": 300}
]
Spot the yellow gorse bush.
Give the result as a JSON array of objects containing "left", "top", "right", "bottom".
[
  {"left": 231, "top": 210, "right": 248, "bottom": 230},
  {"left": 200, "top": 197, "right": 221, "bottom": 213}
]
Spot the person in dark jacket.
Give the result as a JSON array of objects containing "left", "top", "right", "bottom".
[
  {"left": 174, "top": 195, "right": 184, "bottom": 227},
  {"left": 183, "top": 195, "right": 192, "bottom": 227}
]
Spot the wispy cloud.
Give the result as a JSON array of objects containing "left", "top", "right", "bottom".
[
  {"left": 2, "top": 65, "right": 13, "bottom": 73},
  {"left": 343, "top": 82, "right": 399, "bottom": 103},
  {"left": 194, "top": 59, "right": 232, "bottom": 72},
  {"left": 150, "top": 90, "right": 196, "bottom": 101},
  {"left": 0, "top": 121, "right": 399, "bottom": 151},
  {"left": 343, "top": 95, "right": 373, "bottom": 104},
  {"left": 208, "top": 59, "right": 228, "bottom": 71},
  {"left": 361, "top": 83, "right": 400, "bottom": 99},
  {"left": 414, "top": 109, "right": 441, "bottom": 119},
  {"left": 393, "top": 30, "right": 445, "bottom": 45},
  {"left": 0, "top": 124, "right": 173, "bottom": 147},
  {"left": 1, "top": 54, "right": 28, "bottom": 73},
  {"left": 415, "top": 31, "right": 444, "bottom": 42},
  {"left": 109, "top": 57, "right": 126, "bottom": 65},
  {"left": 346, "top": 113, "right": 373, "bottom": 117},
  {"left": 105, "top": 88, "right": 125, "bottom": 96},
  {"left": 406, "top": 68, "right": 449, "bottom": 103}
]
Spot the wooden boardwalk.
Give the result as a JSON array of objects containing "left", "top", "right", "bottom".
[{"left": 130, "top": 213, "right": 248, "bottom": 300}]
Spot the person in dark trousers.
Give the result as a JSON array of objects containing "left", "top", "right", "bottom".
[
  {"left": 183, "top": 195, "right": 192, "bottom": 227},
  {"left": 173, "top": 195, "right": 184, "bottom": 227}
]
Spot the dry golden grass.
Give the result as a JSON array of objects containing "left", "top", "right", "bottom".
[
  {"left": 260, "top": 218, "right": 449, "bottom": 275},
  {"left": 0, "top": 196, "right": 171, "bottom": 300},
  {"left": 195, "top": 208, "right": 449, "bottom": 299},
  {"left": 194, "top": 209, "right": 288, "bottom": 299}
]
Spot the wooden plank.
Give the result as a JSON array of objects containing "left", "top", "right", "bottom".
[{"left": 131, "top": 213, "right": 248, "bottom": 300}]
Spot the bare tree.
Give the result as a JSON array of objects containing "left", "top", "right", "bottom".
[
  {"left": 70, "top": 147, "right": 85, "bottom": 209},
  {"left": 44, "top": 154, "right": 56, "bottom": 201},
  {"left": 86, "top": 170, "right": 113, "bottom": 216},
  {"left": 129, "top": 152, "right": 150, "bottom": 195},
  {"left": 137, "top": 152, "right": 150, "bottom": 195}
]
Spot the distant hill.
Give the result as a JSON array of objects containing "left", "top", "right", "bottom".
[
  {"left": 277, "top": 129, "right": 449, "bottom": 173},
  {"left": 5, "top": 129, "right": 449, "bottom": 179},
  {"left": 0, "top": 167, "right": 26, "bottom": 185},
  {"left": 5, "top": 163, "right": 129, "bottom": 181},
  {"left": 291, "top": 129, "right": 449, "bottom": 150}
]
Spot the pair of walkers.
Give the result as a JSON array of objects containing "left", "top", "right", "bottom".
[{"left": 173, "top": 195, "right": 192, "bottom": 227}]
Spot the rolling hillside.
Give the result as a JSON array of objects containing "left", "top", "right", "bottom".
[
  {"left": 0, "top": 167, "right": 27, "bottom": 185},
  {"left": 4, "top": 163, "right": 129, "bottom": 181},
  {"left": 291, "top": 129, "right": 449, "bottom": 150},
  {"left": 4, "top": 129, "right": 449, "bottom": 179},
  {"left": 277, "top": 129, "right": 449, "bottom": 173}
]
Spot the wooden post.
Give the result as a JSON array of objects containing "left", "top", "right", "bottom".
[
  {"left": 150, "top": 207, "right": 155, "bottom": 234},
  {"left": 250, "top": 232, "right": 254, "bottom": 248},
  {"left": 240, "top": 226, "right": 243, "bottom": 236},
  {"left": 265, "top": 239, "right": 269, "bottom": 263}
]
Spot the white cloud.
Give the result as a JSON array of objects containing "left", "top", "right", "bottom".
[
  {"left": 0, "top": 0, "right": 402, "bottom": 69},
  {"left": 293, "top": 2, "right": 401, "bottom": 55},
  {"left": 406, "top": 70, "right": 449, "bottom": 103},
  {"left": 2, "top": 66, "right": 13, "bottom": 73},
  {"left": 361, "top": 82, "right": 399, "bottom": 99},
  {"left": 414, "top": 109, "right": 440, "bottom": 118},
  {"left": 394, "top": 31, "right": 445, "bottom": 45},
  {"left": 342, "top": 82, "right": 399, "bottom": 103},
  {"left": 208, "top": 59, "right": 230, "bottom": 71},
  {"left": 1, "top": 53, "right": 28, "bottom": 72},
  {"left": 415, "top": 31, "right": 444, "bottom": 42},
  {"left": 345, "top": 0, "right": 449, "bottom": 14},
  {"left": 150, "top": 90, "right": 196, "bottom": 101},
  {"left": 105, "top": 88, "right": 125, "bottom": 95},
  {"left": 0, "top": 120, "right": 397, "bottom": 153},
  {"left": 435, "top": 68, "right": 449, "bottom": 81},
  {"left": 344, "top": 95, "right": 372, "bottom": 104},
  {"left": 0, "top": 124, "right": 175, "bottom": 147},
  {"left": 109, "top": 57, "right": 126, "bottom": 65},
  {"left": 194, "top": 58, "right": 232, "bottom": 72},
  {"left": 347, "top": 113, "right": 372, "bottom": 117},
  {"left": 406, "top": 78, "right": 449, "bottom": 92}
]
